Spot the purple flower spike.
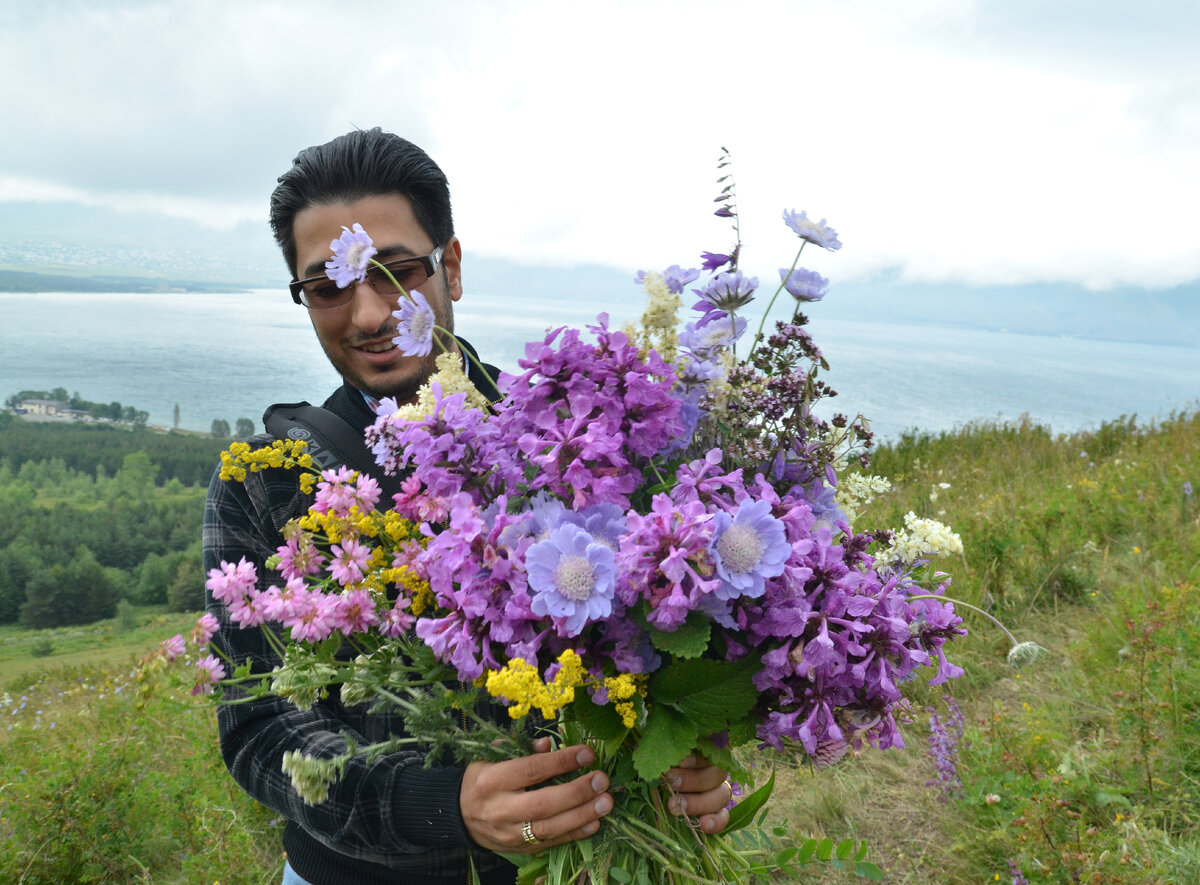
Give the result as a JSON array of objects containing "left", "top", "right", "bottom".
[
  {"left": 782, "top": 209, "right": 842, "bottom": 251},
  {"left": 527, "top": 523, "right": 616, "bottom": 636},
  {"left": 325, "top": 223, "right": 377, "bottom": 287},
  {"left": 392, "top": 290, "right": 437, "bottom": 356},
  {"left": 779, "top": 267, "right": 829, "bottom": 303},
  {"left": 708, "top": 499, "right": 790, "bottom": 600},
  {"left": 694, "top": 270, "right": 758, "bottom": 312}
]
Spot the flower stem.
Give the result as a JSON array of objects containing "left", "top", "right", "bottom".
[
  {"left": 748, "top": 244, "right": 805, "bottom": 363},
  {"left": 907, "top": 594, "right": 1020, "bottom": 647}
]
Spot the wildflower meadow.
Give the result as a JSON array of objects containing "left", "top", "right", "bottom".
[{"left": 2, "top": 408, "right": 1197, "bottom": 883}]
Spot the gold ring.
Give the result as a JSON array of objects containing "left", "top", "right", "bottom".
[
  {"left": 723, "top": 779, "right": 734, "bottom": 804},
  {"left": 521, "top": 820, "right": 540, "bottom": 846}
]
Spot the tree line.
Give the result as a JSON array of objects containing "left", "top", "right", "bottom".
[
  {"left": 0, "top": 421, "right": 236, "bottom": 628},
  {"left": 6, "top": 387, "right": 150, "bottom": 427}
]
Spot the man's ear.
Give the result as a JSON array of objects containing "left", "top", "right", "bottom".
[{"left": 443, "top": 236, "right": 464, "bottom": 303}]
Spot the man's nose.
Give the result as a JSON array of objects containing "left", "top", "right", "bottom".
[{"left": 347, "top": 279, "right": 396, "bottom": 332}]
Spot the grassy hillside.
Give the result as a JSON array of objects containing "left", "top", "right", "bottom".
[{"left": 1, "top": 413, "right": 1196, "bottom": 883}]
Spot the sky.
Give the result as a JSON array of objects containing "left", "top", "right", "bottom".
[{"left": 1, "top": 0, "right": 1197, "bottom": 292}]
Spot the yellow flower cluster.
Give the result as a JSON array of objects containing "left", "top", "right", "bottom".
[
  {"left": 219, "top": 439, "right": 314, "bottom": 483},
  {"left": 485, "top": 650, "right": 586, "bottom": 720},
  {"left": 603, "top": 672, "right": 648, "bottom": 727},
  {"left": 379, "top": 565, "right": 434, "bottom": 615},
  {"left": 390, "top": 351, "right": 492, "bottom": 422}
]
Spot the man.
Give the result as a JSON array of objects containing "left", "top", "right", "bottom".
[{"left": 203, "top": 128, "right": 731, "bottom": 885}]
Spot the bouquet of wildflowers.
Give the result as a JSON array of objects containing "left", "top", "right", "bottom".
[{"left": 181, "top": 156, "right": 971, "bottom": 883}]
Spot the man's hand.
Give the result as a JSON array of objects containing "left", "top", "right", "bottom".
[
  {"left": 460, "top": 738, "right": 612, "bottom": 853},
  {"left": 663, "top": 754, "right": 732, "bottom": 834}
]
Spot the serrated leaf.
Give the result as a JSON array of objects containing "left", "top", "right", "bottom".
[
  {"left": 647, "top": 611, "right": 711, "bottom": 658},
  {"left": 725, "top": 771, "right": 775, "bottom": 834},
  {"left": 633, "top": 704, "right": 697, "bottom": 782},
  {"left": 816, "top": 837, "right": 835, "bottom": 861},
  {"left": 649, "top": 655, "right": 760, "bottom": 731},
  {"left": 569, "top": 695, "right": 629, "bottom": 757}
]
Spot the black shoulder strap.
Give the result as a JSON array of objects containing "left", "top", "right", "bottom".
[{"left": 262, "top": 401, "right": 406, "bottom": 498}]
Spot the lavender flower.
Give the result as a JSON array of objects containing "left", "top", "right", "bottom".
[
  {"left": 925, "top": 697, "right": 965, "bottom": 801},
  {"left": 1185, "top": 480, "right": 1194, "bottom": 498},
  {"left": 678, "top": 314, "right": 747, "bottom": 361},
  {"left": 778, "top": 267, "right": 829, "bottom": 303},
  {"left": 782, "top": 209, "right": 842, "bottom": 251},
  {"left": 708, "top": 499, "right": 790, "bottom": 600},
  {"left": 392, "top": 289, "right": 437, "bottom": 356},
  {"left": 324, "top": 223, "right": 377, "bottom": 287},
  {"left": 700, "top": 250, "right": 734, "bottom": 272},
  {"left": 694, "top": 270, "right": 759, "bottom": 312},
  {"left": 663, "top": 265, "right": 701, "bottom": 294},
  {"left": 527, "top": 523, "right": 617, "bottom": 636}
]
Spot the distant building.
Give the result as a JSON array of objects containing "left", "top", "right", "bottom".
[{"left": 18, "top": 398, "right": 68, "bottom": 416}]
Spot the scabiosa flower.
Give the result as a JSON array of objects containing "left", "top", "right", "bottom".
[
  {"left": 526, "top": 523, "right": 616, "bottom": 636},
  {"left": 782, "top": 209, "right": 842, "bottom": 251},
  {"left": 694, "top": 270, "right": 759, "bottom": 312},
  {"left": 325, "top": 223, "right": 377, "bottom": 287},
  {"left": 192, "top": 654, "right": 226, "bottom": 695},
  {"left": 708, "top": 499, "right": 790, "bottom": 600},
  {"left": 779, "top": 267, "right": 829, "bottom": 303},
  {"left": 392, "top": 289, "right": 437, "bottom": 356},
  {"left": 678, "top": 314, "right": 747, "bottom": 360}
]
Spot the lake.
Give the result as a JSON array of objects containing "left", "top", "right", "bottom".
[{"left": 1, "top": 289, "right": 1196, "bottom": 443}]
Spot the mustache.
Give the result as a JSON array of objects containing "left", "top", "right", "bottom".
[{"left": 346, "top": 324, "right": 399, "bottom": 347}]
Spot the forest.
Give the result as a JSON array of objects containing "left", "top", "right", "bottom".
[{"left": 0, "top": 412, "right": 226, "bottom": 628}]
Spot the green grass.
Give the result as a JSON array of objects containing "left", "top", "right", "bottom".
[{"left": 1, "top": 413, "right": 1196, "bottom": 883}]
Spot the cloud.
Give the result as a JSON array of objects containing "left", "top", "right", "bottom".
[{"left": 0, "top": 0, "right": 1196, "bottom": 290}]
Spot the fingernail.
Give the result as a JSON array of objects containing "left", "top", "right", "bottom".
[
  {"left": 669, "top": 796, "right": 687, "bottom": 814},
  {"left": 576, "top": 747, "right": 595, "bottom": 766},
  {"left": 582, "top": 821, "right": 600, "bottom": 835},
  {"left": 668, "top": 774, "right": 682, "bottom": 789},
  {"left": 591, "top": 772, "right": 606, "bottom": 792},
  {"left": 594, "top": 794, "right": 613, "bottom": 816}
]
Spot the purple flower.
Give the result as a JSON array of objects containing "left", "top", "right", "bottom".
[
  {"left": 708, "top": 499, "right": 790, "bottom": 600},
  {"left": 679, "top": 313, "right": 747, "bottom": 362},
  {"left": 662, "top": 265, "right": 701, "bottom": 294},
  {"left": 700, "top": 251, "right": 733, "bottom": 272},
  {"left": 714, "top": 207, "right": 734, "bottom": 218},
  {"left": 779, "top": 267, "right": 829, "bottom": 303},
  {"left": 392, "top": 289, "right": 437, "bottom": 356},
  {"left": 1185, "top": 480, "right": 1194, "bottom": 498},
  {"left": 325, "top": 223, "right": 377, "bottom": 287},
  {"left": 694, "top": 270, "right": 759, "bottom": 312},
  {"left": 782, "top": 209, "right": 842, "bottom": 251},
  {"left": 527, "top": 523, "right": 616, "bottom": 636}
]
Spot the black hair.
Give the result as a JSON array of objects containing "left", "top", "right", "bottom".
[{"left": 269, "top": 128, "right": 454, "bottom": 277}]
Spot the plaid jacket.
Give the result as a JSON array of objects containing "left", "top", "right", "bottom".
[{"left": 203, "top": 342, "right": 516, "bottom": 885}]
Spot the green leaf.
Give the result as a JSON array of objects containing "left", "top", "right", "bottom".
[
  {"left": 610, "top": 867, "right": 632, "bottom": 883},
  {"left": 649, "top": 654, "right": 760, "bottom": 732},
  {"left": 854, "top": 861, "right": 885, "bottom": 880},
  {"left": 816, "top": 837, "right": 835, "bottom": 861},
  {"left": 797, "top": 839, "right": 818, "bottom": 863},
  {"left": 725, "top": 771, "right": 775, "bottom": 834},
  {"left": 836, "top": 838, "right": 854, "bottom": 860},
  {"left": 854, "top": 840, "right": 869, "bottom": 861},
  {"left": 646, "top": 611, "right": 711, "bottom": 658},
  {"left": 569, "top": 695, "right": 629, "bottom": 757},
  {"left": 633, "top": 703, "right": 697, "bottom": 782}
]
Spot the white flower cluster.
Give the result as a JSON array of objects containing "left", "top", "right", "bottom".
[
  {"left": 886, "top": 511, "right": 964, "bottom": 565},
  {"left": 391, "top": 351, "right": 492, "bottom": 422},
  {"left": 835, "top": 473, "right": 893, "bottom": 525}
]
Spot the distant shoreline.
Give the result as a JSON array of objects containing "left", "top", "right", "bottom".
[{"left": 0, "top": 268, "right": 263, "bottom": 294}]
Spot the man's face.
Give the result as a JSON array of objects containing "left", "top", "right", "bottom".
[{"left": 292, "top": 193, "right": 462, "bottom": 404}]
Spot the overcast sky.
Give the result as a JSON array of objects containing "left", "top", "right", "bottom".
[{"left": 1, "top": 0, "right": 1197, "bottom": 290}]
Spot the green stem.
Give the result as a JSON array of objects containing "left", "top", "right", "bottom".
[
  {"left": 748, "top": 243, "right": 805, "bottom": 363},
  {"left": 907, "top": 594, "right": 1020, "bottom": 647}
]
